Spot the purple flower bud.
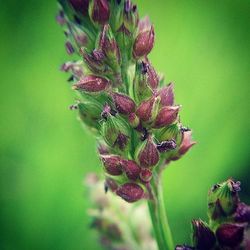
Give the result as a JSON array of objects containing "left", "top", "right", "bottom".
[
  {"left": 98, "top": 143, "right": 109, "bottom": 155},
  {"left": 123, "top": 0, "right": 139, "bottom": 34},
  {"left": 143, "top": 58, "right": 159, "bottom": 89},
  {"left": 69, "top": 0, "right": 89, "bottom": 15},
  {"left": 234, "top": 202, "right": 250, "bottom": 223},
  {"left": 89, "top": 0, "right": 110, "bottom": 25},
  {"left": 73, "top": 75, "right": 109, "bottom": 92},
  {"left": 121, "top": 160, "right": 140, "bottom": 180},
  {"left": 61, "top": 61, "right": 84, "bottom": 79},
  {"left": 136, "top": 96, "right": 160, "bottom": 123},
  {"left": 157, "top": 83, "right": 174, "bottom": 106},
  {"left": 128, "top": 113, "right": 140, "bottom": 128},
  {"left": 216, "top": 223, "right": 244, "bottom": 248},
  {"left": 192, "top": 219, "right": 216, "bottom": 250},
  {"left": 157, "top": 139, "right": 177, "bottom": 153},
  {"left": 138, "top": 16, "right": 151, "bottom": 32},
  {"left": 111, "top": 92, "right": 136, "bottom": 115},
  {"left": 116, "top": 183, "right": 144, "bottom": 203},
  {"left": 178, "top": 131, "right": 196, "bottom": 156},
  {"left": 101, "top": 155, "right": 123, "bottom": 176},
  {"left": 137, "top": 136, "right": 159, "bottom": 168},
  {"left": 139, "top": 168, "right": 152, "bottom": 182},
  {"left": 65, "top": 41, "right": 75, "bottom": 54},
  {"left": 56, "top": 10, "right": 66, "bottom": 25},
  {"left": 133, "top": 25, "right": 154, "bottom": 59},
  {"left": 154, "top": 106, "right": 180, "bottom": 128}
]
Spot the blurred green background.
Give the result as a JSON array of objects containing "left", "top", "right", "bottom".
[{"left": 1, "top": 0, "right": 250, "bottom": 249}]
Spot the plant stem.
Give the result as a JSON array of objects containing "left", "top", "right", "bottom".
[{"left": 147, "top": 174, "right": 174, "bottom": 250}]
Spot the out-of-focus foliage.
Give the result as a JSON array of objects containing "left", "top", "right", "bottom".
[{"left": 0, "top": 1, "right": 249, "bottom": 249}]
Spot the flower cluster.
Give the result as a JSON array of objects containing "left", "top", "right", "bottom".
[
  {"left": 57, "top": 0, "right": 195, "bottom": 203},
  {"left": 176, "top": 179, "right": 250, "bottom": 250}
]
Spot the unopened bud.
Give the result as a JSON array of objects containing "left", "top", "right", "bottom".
[
  {"left": 111, "top": 92, "right": 135, "bottom": 115},
  {"left": 89, "top": 0, "right": 110, "bottom": 25},
  {"left": 121, "top": 160, "right": 140, "bottom": 180},
  {"left": 105, "top": 177, "right": 119, "bottom": 192},
  {"left": 65, "top": 41, "right": 75, "bottom": 54},
  {"left": 133, "top": 24, "right": 154, "bottom": 59},
  {"left": 101, "top": 111, "right": 130, "bottom": 152},
  {"left": 192, "top": 219, "right": 216, "bottom": 250},
  {"left": 116, "top": 183, "right": 144, "bottom": 203},
  {"left": 234, "top": 202, "right": 250, "bottom": 223},
  {"left": 139, "top": 168, "right": 152, "bottom": 182},
  {"left": 216, "top": 223, "right": 244, "bottom": 248},
  {"left": 157, "top": 83, "right": 174, "bottom": 106},
  {"left": 69, "top": 0, "right": 89, "bottom": 15},
  {"left": 73, "top": 75, "right": 109, "bottom": 92},
  {"left": 157, "top": 123, "right": 182, "bottom": 144},
  {"left": 153, "top": 106, "right": 180, "bottom": 128},
  {"left": 99, "top": 25, "right": 121, "bottom": 71},
  {"left": 101, "top": 155, "right": 123, "bottom": 176},
  {"left": 208, "top": 179, "right": 240, "bottom": 220},
  {"left": 145, "top": 58, "right": 159, "bottom": 89},
  {"left": 136, "top": 96, "right": 161, "bottom": 124},
  {"left": 128, "top": 113, "right": 140, "bottom": 128},
  {"left": 136, "top": 136, "right": 159, "bottom": 168},
  {"left": 123, "top": 0, "right": 139, "bottom": 34},
  {"left": 56, "top": 10, "right": 66, "bottom": 25}
]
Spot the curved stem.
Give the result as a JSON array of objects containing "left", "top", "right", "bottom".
[{"left": 147, "top": 174, "right": 174, "bottom": 250}]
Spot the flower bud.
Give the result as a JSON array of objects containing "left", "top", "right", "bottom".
[
  {"left": 128, "top": 113, "right": 139, "bottom": 128},
  {"left": 111, "top": 92, "right": 136, "bottom": 115},
  {"left": 121, "top": 160, "right": 140, "bottom": 180},
  {"left": 56, "top": 10, "right": 66, "bottom": 25},
  {"left": 178, "top": 131, "right": 196, "bottom": 156},
  {"left": 157, "top": 83, "right": 174, "bottom": 106},
  {"left": 99, "top": 25, "right": 121, "bottom": 71},
  {"left": 192, "top": 219, "right": 216, "bottom": 250},
  {"left": 105, "top": 177, "right": 119, "bottom": 192},
  {"left": 65, "top": 41, "right": 75, "bottom": 54},
  {"left": 208, "top": 179, "right": 240, "bottom": 220},
  {"left": 98, "top": 143, "right": 109, "bottom": 155},
  {"left": 157, "top": 123, "right": 182, "bottom": 144},
  {"left": 73, "top": 75, "right": 109, "bottom": 92},
  {"left": 136, "top": 96, "right": 161, "bottom": 124},
  {"left": 116, "top": 183, "right": 144, "bottom": 203},
  {"left": 101, "top": 109, "right": 130, "bottom": 152},
  {"left": 234, "top": 202, "right": 250, "bottom": 223},
  {"left": 123, "top": 0, "right": 139, "bottom": 34},
  {"left": 61, "top": 61, "right": 84, "bottom": 79},
  {"left": 100, "top": 155, "right": 123, "bottom": 176},
  {"left": 133, "top": 24, "right": 154, "bottom": 59},
  {"left": 136, "top": 136, "right": 159, "bottom": 168},
  {"left": 139, "top": 168, "right": 152, "bottom": 183},
  {"left": 89, "top": 0, "right": 110, "bottom": 25},
  {"left": 153, "top": 106, "right": 180, "bottom": 128},
  {"left": 145, "top": 58, "right": 159, "bottom": 89},
  {"left": 69, "top": 0, "right": 89, "bottom": 15},
  {"left": 216, "top": 223, "right": 244, "bottom": 248},
  {"left": 77, "top": 100, "right": 102, "bottom": 129},
  {"left": 133, "top": 61, "right": 153, "bottom": 102}
]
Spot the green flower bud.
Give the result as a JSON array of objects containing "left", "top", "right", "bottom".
[
  {"left": 208, "top": 179, "right": 240, "bottom": 221},
  {"left": 101, "top": 106, "right": 130, "bottom": 152},
  {"left": 157, "top": 123, "right": 182, "bottom": 144}
]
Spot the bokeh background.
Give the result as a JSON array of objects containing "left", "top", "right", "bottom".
[{"left": 1, "top": 0, "right": 250, "bottom": 249}]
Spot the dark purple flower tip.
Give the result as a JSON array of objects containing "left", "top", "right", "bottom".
[
  {"left": 157, "top": 139, "right": 177, "bottom": 153},
  {"left": 69, "top": 0, "right": 89, "bottom": 15},
  {"left": 133, "top": 25, "right": 154, "bottom": 59},
  {"left": 216, "top": 223, "right": 244, "bottom": 248},
  {"left": 139, "top": 168, "right": 152, "bottom": 183},
  {"left": 157, "top": 82, "right": 175, "bottom": 106},
  {"left": 153, "top": 106, "right": 180, "bottom": 128},
  {"left": 111, "top": 92, "right": 136, "bottom": 115},
  {"left": 137, "top": 136, "right": 159, "bottom": 168},
  {"left": 192, "top": 219, "right": 216, "bottom": 250},
  {"left": 144, "top": 58, "right": 159, "bottom": 89},
  {"left": 116, "top": 183, "right": 144, "bottom": 203},
  {"left": 90, "top": 0, "right": 110, "bottom": 25},
  {"left": 114, "top": 133, "right": 129, "bottom": 151},
  {"left": 101, "top": 154, "right": 123, "bottom": 176},
  {"left": 121, "top": 160, "right": 140, "bottom": 180},
  {"left": 65, "top": 41, "right": 75, "bottom": 55},
  {"left": 234, "top": 202, "right": 250, "bottom": 223},
  {"left": 73, "top": 75, "right": 109, "bottom": 92}
]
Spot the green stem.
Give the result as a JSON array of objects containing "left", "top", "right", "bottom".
[{"left": 147, "top": 174, "right": 174, "bottom": 250}]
